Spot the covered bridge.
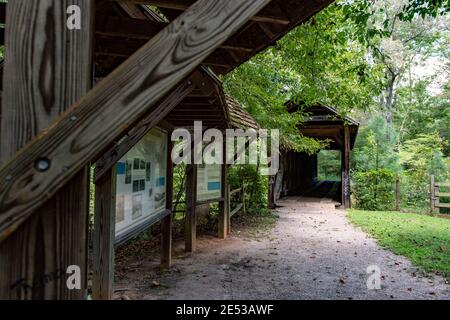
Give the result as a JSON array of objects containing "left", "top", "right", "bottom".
[{"left": 270, "top": 102, "right": 359, "bottom": 209}]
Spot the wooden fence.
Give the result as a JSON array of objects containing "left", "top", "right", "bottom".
[{"left": 431, "top": 175, "right": 450, "bottom": 213}]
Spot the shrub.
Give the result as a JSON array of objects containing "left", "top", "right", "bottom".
[
  {"left": 353, "top": 169, "right": 396, "bottom": 211},
  {"left": 228, "top": 164, "right": 268, "bottom": 214}
]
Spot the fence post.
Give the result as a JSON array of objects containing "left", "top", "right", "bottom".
[{"left": 431, "top": 175, "right": 440, "bottom": 214}]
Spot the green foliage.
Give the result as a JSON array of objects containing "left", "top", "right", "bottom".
[
  {"left": 228, "top": 165, "right": 268, "bottom": 214},
  {"left": 352, "top": 115, "right": 400, "bottom": 173},
  {"left": 349, "top": 209, "right": 450, "bottom": 278},
  {"left": 353, "top": 169, "right": 396, "bottom": 210},
  {"left": 317, "top": 150, "right": 342, "bottom": 181},
  {"left": 400, "top": 133, "right": 449, "bottom": 210}
]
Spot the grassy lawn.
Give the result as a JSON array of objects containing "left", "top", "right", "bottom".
[{"left": 348, "top": 210, "right": 450, "bottom": 278}]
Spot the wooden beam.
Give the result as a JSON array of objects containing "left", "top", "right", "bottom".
[
  {"left": 218, "top": 146, "right": 229, "bottom": 239},
  {"left": 161, "top": 137, "right": 174, "bottom": 269},
  {"left": 185, "top": 164, "right": 197, "bottom": 252},
  {"left": 95, "top": 37, "right": 233, "bottom": 68},
  {"left": 92, "top": 168, "right": 116, "bottom": 300},
  {"left": 96, "top": 16, "right": 254, "bottom": 52},
  {"left": 0, "top": 0, "right": 94, "bottom": 300},
  {"left": 341, "top": 125, "right": 351, "bottom": 209},
  {"left": 0, "top": 0, "right": 271, "bottom": 242},
  {"left": 116, "top": 0, "right": 290, "bottom": 25}
]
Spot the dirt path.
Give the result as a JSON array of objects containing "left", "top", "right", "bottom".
[{"left": 114, "top": 197, "right": 449, "bottom": 300}]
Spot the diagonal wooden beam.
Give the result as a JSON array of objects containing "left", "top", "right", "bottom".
[
  {"left": 0, "top": 0, "right": 271, "bottom": 242},
  {"left": 116, "top": 0, "right": 291, "bottom": 25},
  {"left": 94, "top": 75, "right": 196, "bottom": 182}
]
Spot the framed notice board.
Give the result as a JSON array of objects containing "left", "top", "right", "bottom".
[
  {"left": 197, "top": 164, "right": 222, "bottom": 202},
  {"left": 115, "top": 128, "right": 168, "bottom": 243}
]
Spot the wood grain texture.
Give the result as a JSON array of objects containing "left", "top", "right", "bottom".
[
  {"left": 0, "top": 0, "right": 271, "bottom": 241},
  {"left": 92, "top": 168, "right": 116, "bottom": 300},
  {"left": 0, "top": 0, "right": 93, "bottom": 300},
  {"left": 341, "top": 125, "right": 351, "bottom": 209}
]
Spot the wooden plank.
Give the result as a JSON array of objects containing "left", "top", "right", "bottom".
[
  {"left": 117, "top": 0, "right": 290, "bottom": 25},
  {"left": 218, "top": 143, "right": 229, "bottom": 239},
  {"left": 185, "top": 164, "right": 197, "bottom": 252},
  {"left": 436, "top": 182, "right": 450, "bottom": 187},
  {"left": 341, "top": 125, "right": 351, "bottom": 209},
  {"left": 0, "top": 0, "right": 93, "bottom": 300},
  {"left": 92, "top": 168, "right": 116, "bottom": 300},
  {"left": 0, "top": 0, "right": 271, "bottom": 242},
  {"left": 161, "top": 136, "right": 174, "bottom": 269},
  {"left": 95, "top": 37, "right": 234, "bottom": 68},
  {"left": 436, "top": 192, "right": 450, "bottom": 197},
  {"left": 436, "top": 203, "right": 450, "bottom": 208}
]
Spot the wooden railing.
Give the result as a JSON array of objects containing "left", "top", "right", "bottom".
[{"left": 431, "top": 175, "right": 450, "bottom": 213}]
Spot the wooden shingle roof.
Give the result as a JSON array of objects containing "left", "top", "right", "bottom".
[{"left": 226, "top": 95, "right": 261, "bottom": 130}]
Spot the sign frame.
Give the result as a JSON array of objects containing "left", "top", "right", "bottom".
[{"left": 112, "top": 126, "right": 171, "bottom": 246}]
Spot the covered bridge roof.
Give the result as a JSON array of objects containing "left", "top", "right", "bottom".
[{"left": 287, "top": 101, "right": 360, "bottom": 150}]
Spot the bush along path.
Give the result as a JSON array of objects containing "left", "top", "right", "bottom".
[{"left": 113, "top": 197, "right": 449, "bottom": 300}]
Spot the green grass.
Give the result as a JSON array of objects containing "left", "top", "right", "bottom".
[{"left": 348, "top": 210, "right": 450, "bottom": 278}]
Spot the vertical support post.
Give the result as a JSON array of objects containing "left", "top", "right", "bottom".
[
  {"left": 185, "top": 164, "right": 197, "bottom": 252},
  {"left": 341, "top": 125, "right": 351, "bottom": 209},
  {"left": 430, "top": 175, "right": 434, "bottom": 212},
  {"left": 218, "top": 160, "right": 229, "bottom": 239},
  {"left": 227, "top": 181, "right": 231, "bottom": 236},
  {"left": 268, "top": 176, "right": 276, "bottom": 209},
  {"left": 431, "top": 175, "right": 440, "bottom": 214},
  {"left": 0, "top": 0, "right": 94, "bottom": 300},
  {"left": 92, "top": 168, "right": 116, "bottom": 300},
  {"left": 161, "top": 136, "right": 174, "bottom": 269}
]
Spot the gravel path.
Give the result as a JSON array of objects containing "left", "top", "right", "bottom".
[{"left": 114, "top": 197, "right": 449, "bottom": 300}]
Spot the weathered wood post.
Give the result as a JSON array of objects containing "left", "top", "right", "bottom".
[
  {"left": 92, "top": 168, "right": 116, "bottom": 300},
  {"left": 341, "top": 125, "right": 351, "bottom": 209},
  {"left": 185, "top": 164, "right": 198, "bottom": 252},
  {"left": 161, "top": 136, "right": 174, "bottom": 269},
  {"left": 0, "top": 0, "right": 93, "bottom": 300},
  {"left": 430, "top": 175, "right": 439, "bottom": 214},
  {"left": 218, "top": 144, "right": 229, "bottom": 239}
]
